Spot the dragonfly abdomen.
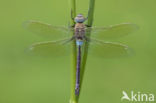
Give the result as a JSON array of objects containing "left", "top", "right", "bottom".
[
  {"left": 75, "top": 45, "right": 81, "bottom": 96},
  {"left": 76, "top": 40, "right": 83, "bottom": 46}
]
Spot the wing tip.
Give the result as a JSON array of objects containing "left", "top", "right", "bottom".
[
  {"left": 22, "top": 20, "right": 35, "bottom": 29},
  {"left": 121, "top": 23, "right": 140, "bottom": 30}
]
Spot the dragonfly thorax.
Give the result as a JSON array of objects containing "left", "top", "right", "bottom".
[{"left": 74, "top": 23, "right": 86, "bottom": 42}]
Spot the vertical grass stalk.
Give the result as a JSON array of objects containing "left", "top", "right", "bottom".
[
  {"left": 79, "top": 0, "right": 95, "bottom": 100},
  {"left": 69, "top": 0, "right": 76, "bottom": 26},
  {"left": 87, "top": 0, "right": 95, "bottom": 27},
  {"left": 69, "top": 0, "right": 77, "bottom": 103}
]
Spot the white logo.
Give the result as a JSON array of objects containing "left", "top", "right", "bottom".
[{"left": 121, "top": 91, "right": 155, "bottom": 102}]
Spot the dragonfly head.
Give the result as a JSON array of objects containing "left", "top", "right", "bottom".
[{"left": 75, "top": 14, "right": 86, "bottom": 23}]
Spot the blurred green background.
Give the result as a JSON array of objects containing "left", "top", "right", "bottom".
[{"left": 0, "top": 0, "right": 156, "bottom": 103}]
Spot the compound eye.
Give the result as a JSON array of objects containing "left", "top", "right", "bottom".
[{"left": 75, "top": 17, "right": 85, "bottom": 23}]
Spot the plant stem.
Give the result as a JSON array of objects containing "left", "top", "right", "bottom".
[
  {"left": 69, "top": 0, "right": 77, "bottom": 103},
  {"left": 69, "top": 0, "right": 76, "bottom": 26},
  {"left": 79, "top": 0, "right": 95, "bottom": 100},
  {"left": 87, "top": 0, "right": 95, "bottom": 27},
  {"left": 70, "top": 40, "right": 77, "bottom": 103}
]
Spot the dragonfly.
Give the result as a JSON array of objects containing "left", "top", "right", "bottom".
[{"left": 24, "top": 14, "right": 139, "bottom": 96}]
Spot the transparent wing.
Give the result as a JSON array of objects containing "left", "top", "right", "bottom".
[
  {"left": 23, "top": 20, "right": 73, "bottom": 39},
  {"left": 89, "top": 23, "right": 139, "bottom": 39},
  {"left": 88, "top": 39, "right": 133, "bottom": 58},
  {"left": 28, "top": 39, "right": 70, "bottom": 57}
]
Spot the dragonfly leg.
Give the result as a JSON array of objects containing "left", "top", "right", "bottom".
[
  {"left": 85, "top": 24, "right": 91, "bottom": 27},
  {"left": 85, "top": 16, "right": 88, "bottom": 21},
  {"left": 71, "top": 10, "right": 75, "bottom": 22}
]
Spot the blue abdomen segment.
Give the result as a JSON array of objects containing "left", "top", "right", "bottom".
[{"left": 76, "top": 40, "right": 83, "bottom": 46}]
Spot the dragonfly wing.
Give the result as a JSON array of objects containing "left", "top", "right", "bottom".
[
  {"left": 24, "top": 20, "right": 73, "bottom": 40},
  {"left": 88, "top": 39, "right": 133, "bottom": 58},
  {"left": 90, "top": 23, "right": 139, "bottom": 39},
  {"left": 29, "top": 39, "right": 70, "bottom": 57}
]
